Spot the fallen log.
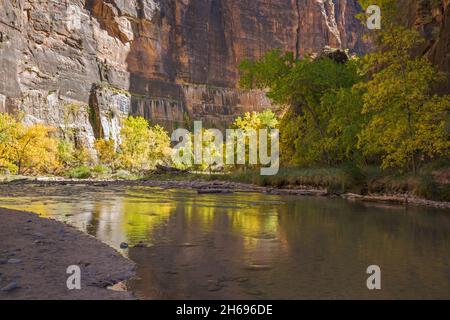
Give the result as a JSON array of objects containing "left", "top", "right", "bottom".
[{"left": 197, "top": 188, "right": 234, "bottom": 194}]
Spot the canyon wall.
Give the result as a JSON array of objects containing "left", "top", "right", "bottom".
[
  {"left": 400, "top": 0, "right": 450, "bottom": 93},
  {"left": 0, "top": 0, "right": 369, "bottom": 146}
]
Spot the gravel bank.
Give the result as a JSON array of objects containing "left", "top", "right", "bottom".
[{"left": 0, "top": 208, "right": 136, "bottom": 300}]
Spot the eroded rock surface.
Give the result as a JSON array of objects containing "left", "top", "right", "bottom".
[{"left": 0, "top": 0, "right": 369, "bottom": 144}]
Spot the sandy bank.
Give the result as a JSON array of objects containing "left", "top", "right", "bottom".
[{"left": 0, "top": 208, "right": 136, "bottom": 300}]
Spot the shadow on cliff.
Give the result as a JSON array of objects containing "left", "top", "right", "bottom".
[
  {"left": 125, "top": 0, "right": 190, "bottom": 131},
  {"left": 84, "top": 0, "right": 191, "bottom": 133}
]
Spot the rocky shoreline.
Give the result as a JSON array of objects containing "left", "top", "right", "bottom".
[
  {"left": 0, "top": 208, "right": 136, "bottom": 300},
  {"left": 2, "top": 177, "right": 450, "bottom": 210}
]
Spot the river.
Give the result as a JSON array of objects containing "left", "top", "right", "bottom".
[{"left": 0, "top": 184, "right": 449, "bottom": 299}]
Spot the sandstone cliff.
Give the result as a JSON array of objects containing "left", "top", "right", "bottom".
[
  {"left": 0, "top": 0, "right": 368, "bottom": 147},
  {"left": 399, "top": 0, "right": 450, "bottom": 93}
]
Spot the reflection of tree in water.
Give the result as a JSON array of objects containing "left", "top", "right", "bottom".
[{"left": 2, "top": 185, "right": 449, "bottom": 299}]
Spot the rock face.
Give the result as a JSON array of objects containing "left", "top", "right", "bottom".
[
  {"left": 0, "top": 0, "right": 369, "bottom": 146},
  {"left": 400, "top": 0, "right": 450, "bottom": 93}
]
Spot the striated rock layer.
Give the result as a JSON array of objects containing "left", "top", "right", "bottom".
[{"left": 0, "top": 0, "right": 368, "bottom": 146}]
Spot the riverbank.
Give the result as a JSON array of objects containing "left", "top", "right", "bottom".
[
  {"left": 0, "top": 208, "right": 136, "bottom": 300},
  {"left": 1, "top": 175, "right": 450, "bottom": 209}
]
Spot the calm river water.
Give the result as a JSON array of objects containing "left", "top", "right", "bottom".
[{"left": 0, "top": 184, "right": 449, "bottom": 299}]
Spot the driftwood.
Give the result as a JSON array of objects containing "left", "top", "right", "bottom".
[
  {"left": 197, "top": 188, "right": 234, "bottom": 195},
  {"left": 265, "top": 188, "right": 328, "bottom": 197},
  {"left": 342, "top": 193, "right": 408, "bottom": 205}
]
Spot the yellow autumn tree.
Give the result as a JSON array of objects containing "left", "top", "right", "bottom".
[
  {"left": 0, "top": 114, "right": 59, "bottom": 174},
  {"left": 0, "top": 113, "right": 21, "bottom": 173},
  {"left": 231, "top": 110, "right": 278, "bottom": 169},
  {"left": 118, "top": 116, "right": 172, "bottom": 172},
  {"left": 94, "top": 139, "right": 117, "bottom": 169},
  {"left": 357, "top": 26, "right": 450, "bottom": 172},
  {"left": 119, "top": 116, "right": 151, "bottom": 172},
  {"left": 147, "top": 124, "right": 172, "bottom": 168}
]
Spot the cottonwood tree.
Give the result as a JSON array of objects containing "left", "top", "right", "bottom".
[{"left": 357, "top": 26, "right": 450, "bottom": 172}]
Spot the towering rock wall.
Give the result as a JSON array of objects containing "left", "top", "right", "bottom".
[
  {"left": 0, "top": 0, "right": 368, "bottom": 147},
  {"left": 399, "top": 0, "right": 450, "bottom": 93}
]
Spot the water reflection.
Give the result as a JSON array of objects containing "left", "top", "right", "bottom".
[{"left": 0, "top": 184, "right": 449, "bottom": 299}]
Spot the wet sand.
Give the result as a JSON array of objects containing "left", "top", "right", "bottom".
[{"left": 0, "top": 208, "right": 136, "bottom": 300}]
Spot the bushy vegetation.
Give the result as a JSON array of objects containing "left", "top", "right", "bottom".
[
  {"left": 0, "top": 114, "right": 173, "bottom": 178},
  {"left": 171, "top": 109, "right": 279, "bottom": 173},
  {"left": 118, "top": 116, "right": 172, "bottom": 172},
  {"left": 0, "top": 0, "right": 448, "bottom": 202},
  {"left": 239, "top": 2, "right": 450, "bottom": 174},
  {"left": 231, "top": 110, "right": 279, "bottom": 171},
  {"left": 0, "top": 113, "right": 59, "bottom": 175}
]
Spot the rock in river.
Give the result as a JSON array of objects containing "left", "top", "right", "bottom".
[
  {"left": 7, "top": 258, "right": 22, "bottom": 264},
  {"left": 1, "top": 282, "right": 20, "bottom": 292}
]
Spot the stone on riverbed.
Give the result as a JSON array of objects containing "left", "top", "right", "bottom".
[
  {"left": 134, "top": 242, "right": 147, "bottom": 248},
  {"left": 244, "top": 264, "right": 273, "bottom": 271},
  {"left": 7, "top": 258, "right": 22, "bottom": 264},
  {"left": 0, "top": 208, "right": 136, "bottom": 299},
  {"left": 1, "top": 282, "right": 20, "bottom": 292}
]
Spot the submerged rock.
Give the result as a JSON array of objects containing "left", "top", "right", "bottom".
[
  {"left": 134, "top": 242, "right": 147, "bottom": 248},
  {"left": 7, "top": 258, "right": 22, "bottom": 264},
  {"left": 1, "top": 282, "right": 20, "bottom": 292}
]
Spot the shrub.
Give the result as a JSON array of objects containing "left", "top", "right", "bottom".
[
  {"left": 119, "top": 116, "right": 172, "bottom": 173},
  {"left": 68, "top": 165, "right": 92, "bottom": 179},
  {"left": 94, "top": 139, "right": 117, "bottom": 168},
  {"left": 92, "top": 165, "right": 110, "bottom": 174},
  {"left": 57, "top": 139, "right": 76, "bottom": 169},
  {"left": 114, "top": 169, "right": 136, "bottom": 180}
]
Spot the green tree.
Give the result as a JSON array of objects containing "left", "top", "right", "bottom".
[
  {"left": 172, "top": 129, "right": 224, "bottom": 173},
  {"left": 240, "top": 50, "right": 363, "bottom": 166},
  {"left": 357, "top": 26, "right": 450, "bottom": 172},
  {"left": 57, "top": 139, "right": 76, "bottom": 170},
  {"left": 231, "top": 110, "right": 279, "bottom": 170}
]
